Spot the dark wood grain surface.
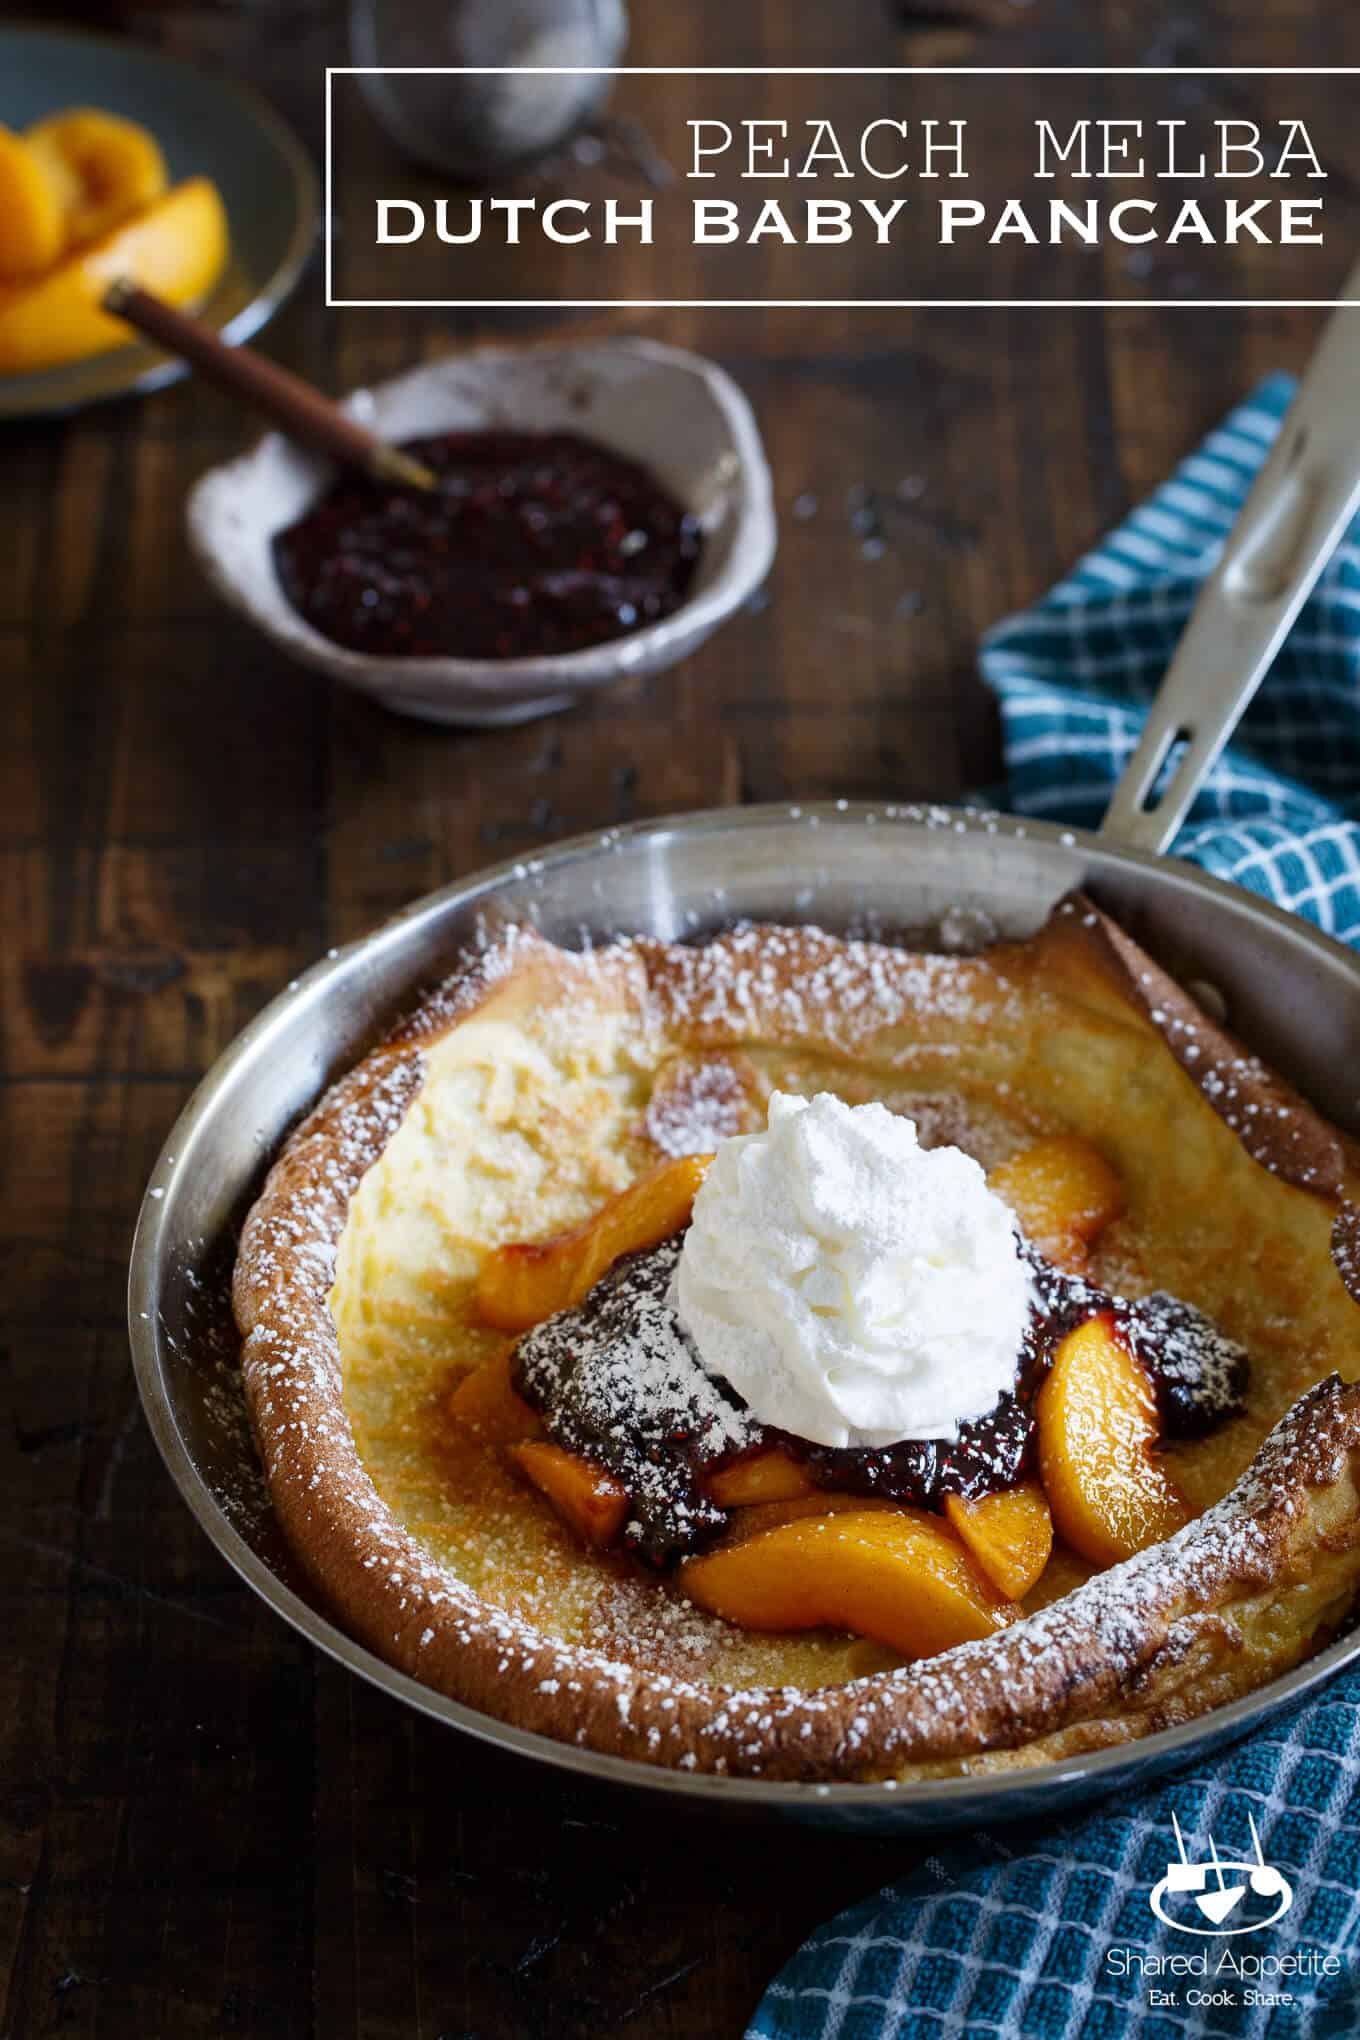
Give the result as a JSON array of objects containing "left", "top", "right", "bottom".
[{"left": 3, "top": 3, "right": 1355, "bottom": 2035}]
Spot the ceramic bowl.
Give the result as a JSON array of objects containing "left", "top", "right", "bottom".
[{"left": 186, "top": 339, "right": 777, "bottom": 727}]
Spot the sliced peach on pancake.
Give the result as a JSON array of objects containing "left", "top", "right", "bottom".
[
  {"left": 476, "top": 1151, "right": 712, "bottom": 1333},
  {"left": 1037, "top": 1313, "right": 1189, "bottom": 1567},
  {"left": 510, "top": 1439, "right": 629, "bottom": 1549},
  {"left": 680, "top": 1508, "right": 1017, "bottom": 1658},
  {"left": 943, "top": 1479, "right": 1053, "bottom": 1601},
  {"left": 448, "top": 1348, "right": 540, "bottom": 1445},
  {"left": 989, "top": 1133, "right": 1124, "bottom": 1271},
  {"left": 705, "top": 1447, "right": 815, "bottom": 1506}
]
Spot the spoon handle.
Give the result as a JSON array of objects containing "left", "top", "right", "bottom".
[
  {"left": 101, "top": 278, "right": 435, "bottom": 492},
  {"left": 1101, "top": 256, "right": 1360, "bottom": 856}
]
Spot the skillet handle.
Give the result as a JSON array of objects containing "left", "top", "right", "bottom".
[{"left": 1100, "top": 259, "right": 1360, "bottom": 856}]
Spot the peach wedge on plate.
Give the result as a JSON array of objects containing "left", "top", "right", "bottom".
[{"left": 0, "top": 176, "right": 228, "bottom": 376}]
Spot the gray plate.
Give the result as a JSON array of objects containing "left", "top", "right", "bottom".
[
  {"left": 127, "top": 804, "right": 1360, "bottom": 1831},
  {"left": 0, "top": 23, "right": 317, "bottom": 420}
]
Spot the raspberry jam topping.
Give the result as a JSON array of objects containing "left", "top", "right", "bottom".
[
  {"left": 513, "top": 1237, "right": 757, "bottom": 1567},
  {"left": 273, "top": 429, "right": 703, "bottom": 663},
  {"left": 511, "top": 1233, "right": 1248, "bottom": 1566},
  {"left": 1117, "top": 1288, "right": 1251, "bottom": 1439}
]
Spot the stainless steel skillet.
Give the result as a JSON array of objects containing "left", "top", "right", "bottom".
[{"left": 128, "top": 296, "right": 1360, "bottom": 1833}]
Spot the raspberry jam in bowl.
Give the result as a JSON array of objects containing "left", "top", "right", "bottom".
[
  {"left": 186, "top": 339, "right": 775, "bottom": 727},
  {"left": 272, "top": 429, "right": 704, "bottom": 665}
]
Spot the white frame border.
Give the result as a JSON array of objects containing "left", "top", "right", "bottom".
[{"left": 324, "top": 67, "right": 1360, "bottom": 310}]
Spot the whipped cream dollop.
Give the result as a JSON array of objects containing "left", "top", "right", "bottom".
[{"left": 671, "top": 1091, "right": 1033, "bottom": 1450}]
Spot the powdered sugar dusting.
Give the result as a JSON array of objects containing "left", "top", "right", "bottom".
[
  {"left": 1065, "top": 897, "right": 1346, "bottom": 1198},
  {"left": 646, "top": 918, "right": 997, "bottom": 1052},
  {"left": 1335, "top": 1206, "right": 1360, "bottom": 1307},
  {"left": 673, "top": 1090, "right": 1035, "bottom": 1449},
  {"left": 644, "top": 1050, "right": 761, "bottom": 1157}
]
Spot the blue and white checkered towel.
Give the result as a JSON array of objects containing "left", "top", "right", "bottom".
[
  {"left": 985, "top": 374, "right": 1360, "bottom": 940},
  {"left": 749, "top": 377, "right": 1360, "bottom": 2040}
]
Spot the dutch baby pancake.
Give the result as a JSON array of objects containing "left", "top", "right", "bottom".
[{"left": 233, "top": 902, "right": 1360, "bottom": 1781}]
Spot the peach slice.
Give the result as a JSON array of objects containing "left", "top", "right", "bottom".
[
  {"left": 724, "top": 1491, "right": 902, "bottom": 1540},
  {"left": 990, "top": 1134, "right": 1125, "bottom": 1271},
  {"left": 1037, "top": 1314, "right": 1189, "bottom": 1567},
  {"left": 0, "top": 128, "right": 66, "bottom": 279},
  {"left": 26, "top": 109, "right": 168, "bottom": 251},
  {"left": 680, "top": 1508, "right": 1017, "bottom": 1658},
  {"left": 705, "top": 1447, "right": 815, "bottom": 1507},
  {"left": 476, "top": 1151, "right": 712, "bottom": 1333},
  {"left": 510, "top": 1440, "right": 629, "bottom": 1549},
  {"left": 448, "top": 1348, "right": 540, "bottom": 1445},
  {"left": 0, "top": 176, "right": 228, "bottom": 377},
  {"left": 944, "top": 1479, "right": 1053, "bottom": 1600}
]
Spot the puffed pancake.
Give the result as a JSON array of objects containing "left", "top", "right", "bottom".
[{"left": 233, "top": 904, "right": 1360, "bottom": 1781}]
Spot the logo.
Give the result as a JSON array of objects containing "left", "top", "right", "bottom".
[
  {"left": 1104, "top": 1810, "right": 1335, "bottom": 2009},
  {"left": 1149, "top": 1812, "right": 1294, "bottom": 1937}
]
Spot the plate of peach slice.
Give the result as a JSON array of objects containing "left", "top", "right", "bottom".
[{"left": 0, "top": 24, "right": 316, "bottom": 418}]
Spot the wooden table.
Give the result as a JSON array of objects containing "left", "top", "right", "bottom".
[{"left": 4, "top": 3, "right": 1353, "bottom": 2033}]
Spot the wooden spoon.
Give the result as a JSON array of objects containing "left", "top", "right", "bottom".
[{"left": 101, "top": 277, "right": 436, "bottom": 491}]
